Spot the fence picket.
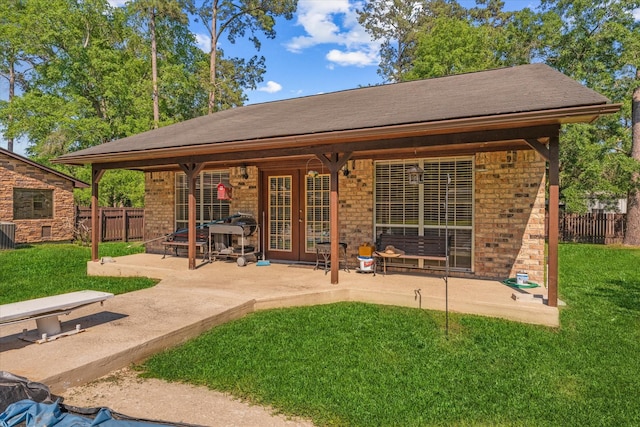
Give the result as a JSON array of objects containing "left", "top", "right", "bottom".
[
  {"left": 559, "top": 212, "right": 625, "bottom": 244},
  {"left": 75, "top": 207, "right": 145, "bottom": 243}
]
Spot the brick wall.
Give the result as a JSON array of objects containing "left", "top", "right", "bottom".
[
  {"left": 339, "top": 160, "right": 375, "bottom": 261},
  {"left": 474, "top": 150, "right": 546, "bottom": 283},
  {"left": 228, "top": 166, "right": 259, "bottom": 249},
  {"left": 0, "top": 153, "right": 76, "bottom": 243},
  {"left": 143, "top": 152, "right": 547, "bottom": 283},
  {"left": 144, "top": 167, "right": 261, "bottom": 254},
  {"left": 144, "top": 171, "right": 175, "bottom": 253}
]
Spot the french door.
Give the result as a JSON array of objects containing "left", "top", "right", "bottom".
[{"left": 261, "top": 169, "right": 330, "bottom": 263}]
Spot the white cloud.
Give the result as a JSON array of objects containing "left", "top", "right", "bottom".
[
  {"left": 194, "top": 33, "right": 211, "bottom": 52},
  {"left": 634, "top": 8, "right": 640, "bottom": 21},
  {"left": 285, "top": 0, "right": 379, "bottom": 68},
  {"left": 107, "top": 0, "right": 127, "bottom": 7},
  {"left": 258, "top": 81, "right": 283, "bottom": 93},
  {"left": 326, "top": 48, "right": 377, "bottom": 67}
]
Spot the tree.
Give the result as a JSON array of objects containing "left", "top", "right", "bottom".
[
  {"left": 0, "top": 0, "right": 48, "bottom": 152},
  {"left": 404, "top": 16, "right": 499, "bottom": 80},
  {"left": 74, "top": 168, "right": 145, "bottom": 207},
  {"left": 539, "top": 0, "right": 640, "bottom": 245},
  {"left": 357, "top": 0, "right": 465, "bottom": 82},
  {"left": 128, "top": 0, "right": 192, "bottom": 128},
  {"left": 1, "top": 0, "right": 283, "bottom": 206},
  {"left": 401, "top": 1, "right": 550, "bottom": 80},
  {"left": 625, "top": 68, "right": 640, "bottom": 245},
  {"left": 195, "top": 0, "right": 297, "bottom": 114}
]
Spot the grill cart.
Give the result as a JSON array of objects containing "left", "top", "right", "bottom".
[{"left": 208, "top": 216, "right": 259, "bottom": 266}]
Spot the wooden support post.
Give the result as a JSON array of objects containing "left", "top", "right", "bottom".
[
  {"left": 548, "top": 136, "right": 559, "bottom": 307},
  {"left": 318, "top": 152, "right": 352, "bottom": 284},
  {"left": 180, "top": 163, "right": 205, "bottom": 270},
  {"left": 91, "top": 166, "right": 105, "bottom": 262}
]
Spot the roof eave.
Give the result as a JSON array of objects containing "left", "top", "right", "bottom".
[
  {"left": 1, "top": 147, "right": 89, "bottom": 187},
  {"left": 53, "top": 103, "right": 621, "bottom": 167}
]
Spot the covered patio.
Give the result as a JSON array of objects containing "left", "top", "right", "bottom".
[
  {"left": 54, "top": 64, "right": 621, "bottom": 310},
  {"left": 1, "top": 252, "right": 558, "bottom": 393}
]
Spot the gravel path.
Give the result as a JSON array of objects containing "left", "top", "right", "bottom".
[{"left": 62, "top": 368, "right": 314, "bottom": 427}]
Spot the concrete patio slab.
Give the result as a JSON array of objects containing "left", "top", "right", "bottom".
[{"left": 0, "top": 253, "right": 559, "bottom": 394}]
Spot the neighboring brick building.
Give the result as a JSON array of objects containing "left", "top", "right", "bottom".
[{"left": 0, "top": 147, "right": 88, "bottom": 244}]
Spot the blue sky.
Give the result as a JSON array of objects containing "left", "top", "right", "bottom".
[
  {"left": 209, "top": 0, "right": 543, "bottom": 105},
  {"left": 107, "top": 0, "right": 545, "bottom": 105}
]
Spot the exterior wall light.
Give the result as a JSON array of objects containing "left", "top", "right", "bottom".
[
  {"left": 239, "top": 165, "right": 248, "bottom": 180},
  {"left": 407, "top": 165, "right": 424, "bottom": 185}
]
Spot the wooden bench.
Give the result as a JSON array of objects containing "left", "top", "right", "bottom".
[
  {"left": 0, "top": 290, "right": 114, "bottom": 343},
  {"left": 161, "top": 229, "right": 209, "bottom": 262},
  {"left": 375, "top": 234, "right": 451, "bottom": 275}
]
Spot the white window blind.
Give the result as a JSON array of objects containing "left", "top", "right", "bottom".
[
  {"left": 175, "top": 171, "right": 231, "bottom": 231},
  {"left": 305, "top": 174, "right": 330, "bottom": 252},
  {"left": 375, "top": 158, "right": 473, "bottom": 271}
]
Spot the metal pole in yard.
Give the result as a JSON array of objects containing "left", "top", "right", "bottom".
[{"left": 445, "top": 174, "right": 450, "bottom": 338}]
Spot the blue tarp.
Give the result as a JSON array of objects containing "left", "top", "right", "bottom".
[{"left": 0, "top": 400, "right": 173, "bottom": 427}]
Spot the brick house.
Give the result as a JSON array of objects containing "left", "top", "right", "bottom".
[
  {"left": 0, "top": 147, "right": 88, "bottom": 244},
  {"left": 55, "top": 64, "right": 621, "bottom": 307}
]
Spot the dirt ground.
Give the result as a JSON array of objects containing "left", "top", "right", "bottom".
[{"left": 61, "top": 367, "right": 314, "bottom": 427}]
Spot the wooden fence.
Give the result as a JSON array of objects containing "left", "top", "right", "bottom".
[
  {"left": 559, "top": 213, "right": 626, "bottom": 244},
  {"left": 75, "top": 208, "right": 624, "bottom": 245},
  {"left": 76, "top": 207, "right": 145, "bottom": 243}
]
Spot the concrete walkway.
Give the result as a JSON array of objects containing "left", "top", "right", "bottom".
[{"left": 0, "top": 254, "right": 559, "bottom": 394}]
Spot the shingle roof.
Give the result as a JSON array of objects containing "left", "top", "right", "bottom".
[
  {"left": 1, "top": 147, "right": 88, "bottom": 187},
  {"left": 56, "top": 63, "right": 614, "bottom": 162}
]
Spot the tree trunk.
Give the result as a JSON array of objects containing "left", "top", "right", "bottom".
[
  {"left": 150, "top": 7, "right": 160, "bottom": 128},
  {"left": 624, "top": 69, "right": 640, "bottom": 246},
  {"left": 7, "top": 60, "right": 15, "bottom": 152},
  {"left": 208, "top": 1, "right": 218, "bottom": 115}
]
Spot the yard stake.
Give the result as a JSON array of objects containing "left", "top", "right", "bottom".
[{"left": 445, "top": 174, "right": 450, "bottom": 339}]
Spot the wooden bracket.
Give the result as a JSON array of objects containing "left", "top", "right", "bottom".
[{"left": 525, "top": 138, "right": 550, "bottom": 160}]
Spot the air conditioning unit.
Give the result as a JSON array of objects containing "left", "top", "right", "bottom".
[{"left": 0, "top": 222, "right": 16, "bottom": 250}]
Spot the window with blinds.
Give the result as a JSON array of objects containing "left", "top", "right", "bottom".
[
  {"left": 175, "top": 171, "right": 231, "bottom": 231},
  {"left": 375, "top": 158, "right": 473, "bottom": 271},
  {"left": 305, "top": 174, "right": 330, "bottom": 252}
]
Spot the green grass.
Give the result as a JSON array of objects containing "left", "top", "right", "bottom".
[
  {"left": 142, "top": 243, "right": 640, "bottom": 426},
  {"left": 0, "top": 242, "right": 158, "bottom": 304}
]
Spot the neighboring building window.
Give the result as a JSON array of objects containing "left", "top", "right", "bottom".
[
  {"left": 175, "top": 171, "right": 231, "bottom": 231},
  {"left": 13, "top": 188, "right": 54, "bottom": 220},
  {"left": 375, "top": 158, "right": 473, "bottom": 271}
]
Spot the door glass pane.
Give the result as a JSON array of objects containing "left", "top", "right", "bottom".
[
  {"left": 305, "top": 174, "right": 330, "bottom": 252},
  {"left": 269, "top": 176, "right": 292, "bottom": 251}
]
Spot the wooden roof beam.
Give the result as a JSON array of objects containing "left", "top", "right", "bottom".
[{"left": 87, "top": 125, "right": 562, "bottom": 172}]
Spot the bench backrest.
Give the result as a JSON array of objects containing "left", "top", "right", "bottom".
[
  {"left": 168, "top": 228, "right": 209, "bottom": 243},
  {"left": 376, "top": 234, "right": 451, "bottom": 258}
]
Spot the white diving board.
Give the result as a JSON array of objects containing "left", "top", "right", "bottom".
[{"left": 0, "top": 290, "right": 114, "bottom": 343}]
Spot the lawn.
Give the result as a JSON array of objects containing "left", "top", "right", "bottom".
[
  {"left": 141, "top": 244, "right": 640, "bottom": 426},
  {"left": 0, "top": 242, "right": 158, "bottom": 304}
]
